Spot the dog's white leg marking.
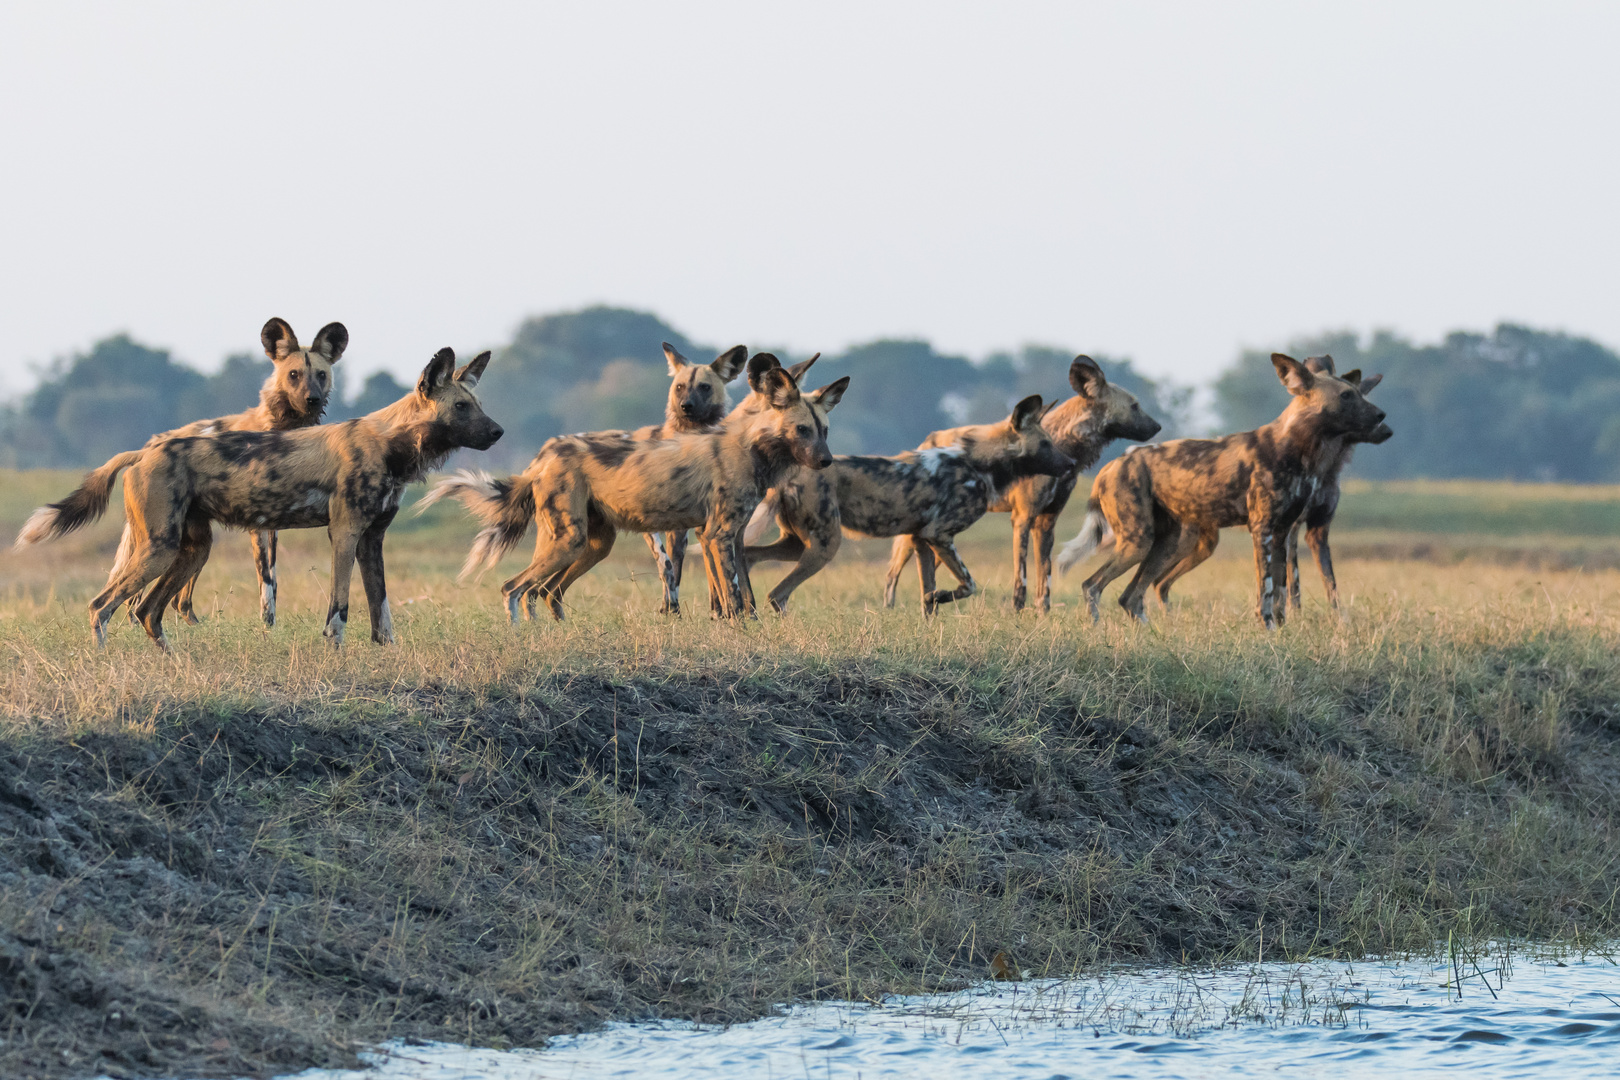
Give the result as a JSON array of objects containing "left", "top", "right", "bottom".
[
  {"left": 261, "top": 571, "right": 276, "bottom": 625},
  {"left": 375, "top": 599, "right": 394, "bottom": 644},
  {"left": 324, "top": 609, "right": 346, "bottom": 645},
  {"left": 507, "top": 591, "right": 523, "bottom": 624}
]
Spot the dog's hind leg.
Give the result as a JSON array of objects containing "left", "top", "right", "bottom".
[
  {"left": 1152, "top": 525, "right": 1218, "bottom": 609},
  {"left": 922, "top": 539, "right": 978, "bottom": 613},
  {"left": 135, "top": 513, "right": 212, "bottom": 650},
  {"left": 761, "top": 518, "right": 841, "bottom": 614},
  {"left": 883, "top": 535, "right": 915, "bottom": 609},
  {"left": 534, "top": 510, "right": 616, "bottom": 620},
  {"left": 1118, "top": 516, "right": 1183, "bottom": 622},
  {"left": 913, "top": 539, "right": 940, "bottom": 615},
  {"left": 1029, "top": 513, "right": 1060, "bottom": 614}
]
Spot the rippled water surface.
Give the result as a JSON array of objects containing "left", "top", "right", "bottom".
[{"left": 281, "top": 952, "right": 1620, "bottom": 1079}]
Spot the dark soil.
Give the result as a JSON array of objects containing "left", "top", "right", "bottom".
[{"left": 4, "top": 664, "right": 1619, "bottom": 1078}]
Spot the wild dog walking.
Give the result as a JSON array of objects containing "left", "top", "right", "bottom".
[
  {"left": 637, "top": 342, "right": 749, "bottom": 615},
  {"left": 1284, "top": 356, "right": 1389, "bottom": 613},
  {"left": 744, "top": 396, "right": 1074, "bottom": 614},
  {"left": 422, "top": 355, "right": 847, "bottom": 622},
  {"left": 1054, "top": 353, "right": 1387, "bottom": 629},
  {"left": 883, "top": 356, "right": 1161, "bottom": 613},
  {"left": 123, "top": 317, "right": 348, "bottom": 627},
  {"left": 16, "top": 349, "right": 503, "bottom": 649}
]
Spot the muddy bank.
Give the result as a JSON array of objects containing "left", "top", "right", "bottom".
[{"left": 4, "top": 663, "right": 1619, "bottom": 1079}]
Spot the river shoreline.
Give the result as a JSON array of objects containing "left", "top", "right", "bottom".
[{"left": 5, "top": 643, "right": 1620, "bottom": 1079}]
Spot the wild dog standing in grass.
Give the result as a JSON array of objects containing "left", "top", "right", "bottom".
[
  {"left": 637, "top": 342, "right": 749, "bottom": 615},
  {"left": 422, "top": 354, "right": 848, "bottom": 622},
  {"left": 16, "top": 349, "right": 503, "bottom": 650},
  {"left": 1054, "top": 353, "right": 1387, "bottom": 629},
  {"left": 883, "top": 356, "right": 1161, "bottom": 613},
  {"left": 1087, "top": 357, "right": 1391, "bottom": 615},
  {"left": 122, "top": 317, "right": 348, "bottom": 628},
  {"left": 743, "top": 396, "right": 1074, "bottom": 615},
  {"left": 1285, "top": 356, "right": 1389, "bottom": 614}
]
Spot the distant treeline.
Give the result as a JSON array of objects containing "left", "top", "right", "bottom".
[{"left": 5, "top": 309, "right": 1619, "bottom": 481}]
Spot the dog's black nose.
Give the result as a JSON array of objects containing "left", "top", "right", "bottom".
[{"left": 307, "top": 395, "right": 321, "bottom": 406}]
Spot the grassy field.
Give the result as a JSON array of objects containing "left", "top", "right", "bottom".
[{"left": 2, "top": 468, "right": 1620, "bottom": 1079}]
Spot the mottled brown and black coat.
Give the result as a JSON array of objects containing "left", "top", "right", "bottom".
[
  {"left": 17, "top": 349, "right": 503, "bottom": 650},
  {"left": 423, "top": 355, "right": 847, "bottom": 622},
  {"left": 1055, "top": 353, "right": 1387, "bottom": 629},
  {"left": 122, "top": 317, "right": 348, "bottom": 626},
  {"left": 1283, "top": 356, "right": 1389, "bottom": 613},
  {"left": 885, "top": 355, "right": 1162, "bottom": 613},
  {"left": 744, "top": 395, "right": 1074, "bottom": 614},
  {"left": 635, "top": 342, "right": 749, "bottom": 614}
]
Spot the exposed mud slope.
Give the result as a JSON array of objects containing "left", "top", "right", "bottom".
[{"left": 4, "top": 665, "right": 1619, "bottom": 1079}]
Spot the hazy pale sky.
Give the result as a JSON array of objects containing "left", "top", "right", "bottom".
[{"left": 1, "top": 2, "right": 1616, "bottom": 395}]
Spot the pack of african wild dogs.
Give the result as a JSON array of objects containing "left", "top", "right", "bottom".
[{"left": 15, "top": 317, "right": 1390, "bottom": 650}]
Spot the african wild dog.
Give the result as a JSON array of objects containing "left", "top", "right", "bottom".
[
  {"left": 1083, "top": 358, "right": 1390, "bottom": 614},
  {"left": 1284, "top": 356, "right": 1389, "bottom": 613},
  {"left": 1054, "top": 353, "right": 1387, "bottom": 629},
  {"left": 123, "top": 317, "right": 348, "bottom": 627},
  {"left": 883, "top": 356, "right": 1161, "bottom": 613},
  {"left": 421, "top": 354, "right": 848, "bottom": 622},
  {"left": 637, "top": 342, "right": 749, "bottom": 615},
  {"left": 743, "top": 396, "right": 1074, "bottom": 614},
  {"left": 16, "top": 349, "right": 503, "bottom": 649}
]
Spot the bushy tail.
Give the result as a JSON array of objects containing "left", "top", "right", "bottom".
[
  {"left": 13, "top": 450, "right": 143, "bottom": 549},
  {"left": 417, "top": 469, "right": 535, "bottom": 579},
  {"left": 743, "top": 491, "right": 780, "bottom": 545},
  {"left": 1054, "top": 501, "right": 1107, "bottom": 576}
]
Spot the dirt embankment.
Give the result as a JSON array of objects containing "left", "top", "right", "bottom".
[{"left": 4, "top": 664, "right": 1619, "bottom": 1079}]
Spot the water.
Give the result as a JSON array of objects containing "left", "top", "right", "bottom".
[{"left": 278, "top": 951, "right": 1620, "bottom": 1079}]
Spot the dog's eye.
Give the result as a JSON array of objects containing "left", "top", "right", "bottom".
[
  {"left": 1340, "top": 389, "right": 1353, "bottom": 400},
  {"left": 317, "top": 372, "right": 327, "bottom": 384},
  {"left": 796, "top": 425, "right": 812, "bottom": 438},
  {"left": 455, "top": 401, "right": 469, "bottom": 412},
  {"left": 288, "top": 371, "right": 300, "bottom": 382}
]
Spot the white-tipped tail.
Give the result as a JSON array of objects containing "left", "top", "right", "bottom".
[
  {"left": 420, "top": 469, "right": 534, "bottom": 580},
  {"left": 743, "top": 492, "right": 780, "bottom": 545},
  {"left": 1055, "top": 508, "right": 1107, "bottom": 576},
  {"left": 415, "top": 468, "right": 497, "bottom": 513},
  {"left": 13, "top": 506, "right": 59, "bottom": 549}
]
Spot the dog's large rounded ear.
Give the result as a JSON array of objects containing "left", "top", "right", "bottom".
[
  {"left": 710, "top": 345, "right": 749, "bottom": 382},
  {"left": 761, "top": 365, "right": 801, "bottom": 409},
  {"left": 1303, "top": 354, "right": 1336, "bottom": 376},
  {"left": 747, "top": 352, "right": 783, "bottom": 393},
  {"left": 1358, "top": 372, "right": 1383, "bottom": 394},
  {"left": 1272, "top": 353, "right": 1314, "bottom": 395},
  {"left": 311, "top": 322, "right": 349, "bottom": 363},
  {"left": 418, "top": 348, "right": 457, "bottom": 397},
  {"left": 808, "top": 375, "right": 850, "bottom": 412},
  {"left": 663, "top": 342, "right": 691, "bottom": 377},
  {"left": 1340, "top": 367, "right": 1363, "bottom": 388},
  {"left": 1069, "top": 355, "right": 1106, "bottom": 398},
  {"left": 787, "top": 353, "right": 821, "bottom": 383},
  {"left": 262, "top": 317, "right": 298, "bottom": 361},
  {"left": 455, "top": 350, "right": 492, "bottom": 387},
  {"left": 1011, "top": 394, "right": 1045, "bottom": 430}
]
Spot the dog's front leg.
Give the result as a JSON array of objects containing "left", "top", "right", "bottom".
[
  {"left": 357, "top": 510, "right": 397, "bottom": 644},
  {"left": 705, "top": 513, "right": 749, "bottom": 621},
  {"left": 884, "top": 535, "right": 915, "bottom": 608},
  {"left": 324, "top": 522, "right": 363, "bottom": 647}
]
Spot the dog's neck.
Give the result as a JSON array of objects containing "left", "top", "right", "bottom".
[{"left": 1042, "top": 397, "right": 1108, "bottom": 473}]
